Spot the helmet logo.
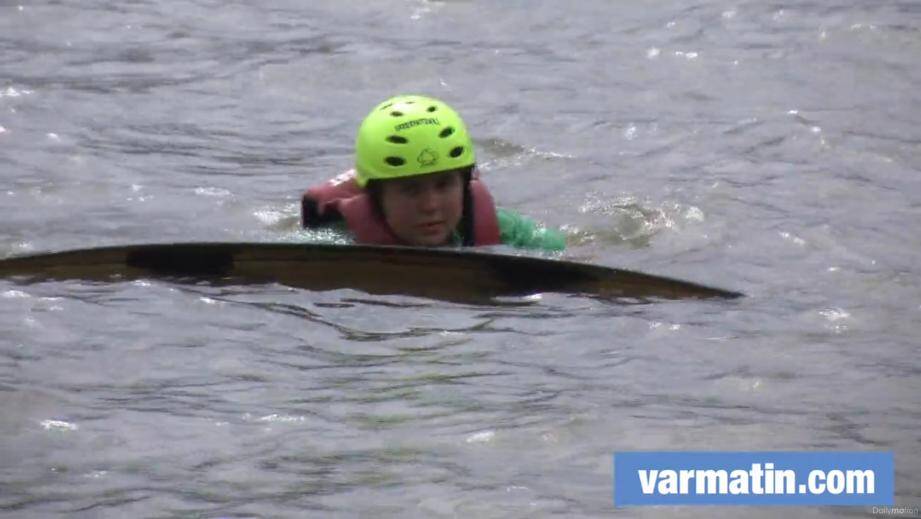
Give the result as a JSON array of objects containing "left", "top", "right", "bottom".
[
  {"left": 394, "top": 117, "right": 440, "bottom": 132},
  {"left": 417, "top": 148, "right": 438, "bottom": 167}
]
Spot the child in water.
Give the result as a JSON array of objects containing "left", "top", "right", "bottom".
[{"left": 301, "top": 95, "right": 566, "bottom": 251}]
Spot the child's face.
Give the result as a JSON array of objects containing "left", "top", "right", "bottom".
[{"left": 379, "top": 169, "right": 464, "bottom": 246}]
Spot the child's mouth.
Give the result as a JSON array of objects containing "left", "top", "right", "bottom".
[{"left": 418, "top": 221, "right": 444, "bottom": 234}]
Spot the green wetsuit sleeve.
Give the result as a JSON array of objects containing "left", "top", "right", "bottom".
[{"left": 495, "top": 207, "right": 566, "bottom": 251}]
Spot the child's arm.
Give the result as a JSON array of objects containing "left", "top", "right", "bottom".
[{"left": 495, "top": 208, "right": 567, "bottom": 251}]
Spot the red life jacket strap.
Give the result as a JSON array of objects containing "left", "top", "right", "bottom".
[
  {"left": 467, "top": 179, "right": 501, "bottom": 245},
  {"left": 301, "top": 170, "right": 363, "bottom": 228}
]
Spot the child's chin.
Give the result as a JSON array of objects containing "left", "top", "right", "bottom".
[{"left": 410, "top": 232, "right": 450, "bottom": 246}]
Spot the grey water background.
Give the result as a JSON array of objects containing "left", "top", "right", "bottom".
[{"left": 1, "top": 0, "right": 919, "bottom": 517}]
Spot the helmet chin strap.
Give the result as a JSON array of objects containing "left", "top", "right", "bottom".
[{"left": 460, "top": 166, "right": 475, "bottom": 246}]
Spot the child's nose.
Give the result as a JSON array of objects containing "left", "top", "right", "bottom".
[{"left": 417, "top": 186, "right": 439, "bottom": 212}]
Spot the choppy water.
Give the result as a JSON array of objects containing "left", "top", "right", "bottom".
[{"left": 2, "top": 0, "right": 920, "bottom": 517}]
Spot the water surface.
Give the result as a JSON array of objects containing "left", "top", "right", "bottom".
[{"left": 1, "top": 0, "right": 919, "bottom": 517}]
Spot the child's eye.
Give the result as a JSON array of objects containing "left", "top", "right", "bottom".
[
  {"left": 434, "top": 177, "right": 456, "bottom": 190},
  {"left": 400, "top": 184, "right": 422, "bottom": 196}
]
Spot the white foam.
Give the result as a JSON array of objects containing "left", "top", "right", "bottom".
[
  {"left": 194, "top": 187, "right": 232, "bottom": 197},
  {"left": 41, "top": 419, "right": 78, "bottom": 432},
  {"left": 465, "top": 430, "right": 495, "bottom": 444}
]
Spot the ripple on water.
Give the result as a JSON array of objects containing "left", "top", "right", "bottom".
[{"left": 1, "top": 0, "right": 920, "bottom": 515}]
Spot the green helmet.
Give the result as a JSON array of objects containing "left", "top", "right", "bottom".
[{"left": 354, "top": 95, "right": 476, "bottom": 187}]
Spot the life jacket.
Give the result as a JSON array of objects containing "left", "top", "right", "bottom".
[{"left": 301, "top": 169, "right": 501, "bottom": 246}]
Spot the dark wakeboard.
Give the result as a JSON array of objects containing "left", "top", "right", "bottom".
[{"left": 0, "top": 242, "right": 743, "bottom": 303}]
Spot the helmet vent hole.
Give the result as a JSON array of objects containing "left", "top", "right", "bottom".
[
  {"left": 390, "top": 110, "right": 404, "bottom": 117},
  {"left": 439, "top": 127, "right": 454, "bottom": 138},
  {"left": 427, "top": 106, "right": 437, "bottom": 113},
  {"left": 449, "top": 146, "right": 464, "bottom": 158},
  {"left": 385, "top": 156, "right": 406, "bottom": 167},
  {"left": 386, "top": 135, "right": 408, "bottom": 144}
]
